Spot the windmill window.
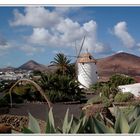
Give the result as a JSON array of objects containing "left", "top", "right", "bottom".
[
  {"left": 96, "top": 71, "right": 98, "bottom": 74},
  {"left": 89, "top": 56, "right": 92, "bottom": 59},
  {"left": 82, "top": 63, "right": 84, "bottom": 65}
]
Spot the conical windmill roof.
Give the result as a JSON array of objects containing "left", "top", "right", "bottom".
[{"left": 77, "top": 53, "right": 97, "bottom": 63}]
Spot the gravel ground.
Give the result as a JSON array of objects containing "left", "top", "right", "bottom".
[{"left": 7, "top": 102, "right": 84, "bottom": 127}]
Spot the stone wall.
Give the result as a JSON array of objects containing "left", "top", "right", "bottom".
[{"left": 0, "top": 114, "right": 46, "bottom": 133}]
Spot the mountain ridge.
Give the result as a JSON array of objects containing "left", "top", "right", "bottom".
[
  {"left": 97, "top": 52, "right": 140, "bottom": 81},
  {"left": 17, "top": 60, "right": 48, "bottom": 71},
  {"left": 1, "top": 52, "right": 140, "bottom": 79}
]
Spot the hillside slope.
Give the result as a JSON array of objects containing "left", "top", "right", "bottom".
[
  {"left": 18, "top": 60, "right": 48, "bottom": 71},
  {"left": 97, "top": 52, "right": 140, "bottom": 80}
]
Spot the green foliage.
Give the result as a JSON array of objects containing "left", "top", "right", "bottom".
[
  {"left": 40, "top": 74, "right": 84, "bottom": 102},
  {"left": 91, "top": 82, "right": 106, "bottom": 94},
  {"left": 28, "top": 113, "right": 41, "bottom": 133},
  {"left": 12, "top": 85, "right": 31, "bottom": 96},
  {"left": 33, "top": 70, "right": 42, "bottom": 76},
  {"left": 0, "top": 97, "right": 8, "bottom": 107},
  {"left": 115, "top": 109, "right": 130, "bottom": 133},
  {"left": 91, "top": 82, "right": 119, "bottom": 100},
  {"left": 62, "top": 109, "right": 74, "bottom": 133},
  {"left": 87, "top": 95, "right": 111, "bottom": 107},
  {"left": 51, "top": 53, "right": 71, "bottom": 75},
  {"left": 0, "top": 80, "right": 15, "bottom": 93},
  {"left": 129, "top": 116, "right": 140, "bottom": 133},
  {"left": 22, "top": 105, "right": 140, "bottom": 134},
  {"left": 101, "top": 96, "right": 111, "bottom": 107},
  {"left": 109, "top": 74, "right": 136, "bottom": 87},
  {"left": 66, "top": 63, "right": 76, "bottom": 78},
  {"left": 87, "top": 95, "right": 102, "bottom": 104},
  {"left": 114, "top": 92, "right": 134, "bottom": 102},
  {"left": 90, "top": 74, "right": 136, "bottom": 104},
  {"left": 45, "top": 108, "right": 56, "bottom": 133},
  {"left": 11, "top": 84, "right": 44, "bottom": 102},
  {"left": 127, "top": 105, "right": 140, "bottom": 123},
  {"left": 121, "top": 106, "right": 134, "bottom": 117}
]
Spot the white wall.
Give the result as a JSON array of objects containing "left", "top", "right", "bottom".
[
  {"left": 118, "top": 83, "right": 140, "bottom": 97},
  {"left": 78, "top": 62, "right": 98, "bottom": 88}
]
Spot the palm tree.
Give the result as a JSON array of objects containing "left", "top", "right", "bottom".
[{"left": 51, "top": 53, "right": 71, "bottom": 75}]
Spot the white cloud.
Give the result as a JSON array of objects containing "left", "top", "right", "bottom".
[
  {"left": 10, "top": 7, "right": 61, "bottom": 28},
  {"left": 27, "top": 28, "right": 52, "bottom": 45},
  {"left": 0, "top": 35, "right": 14, "bottom": 55},
  {"left": 0, "top": 43, "right": 11, "bottom": 51},
  {"left": 93, "top": 43, "right": 114, "bottom": 54},
  {"left": 114, "top": 21, "right": 135, "bottom": 49},
  {"left": 20, "top": 45, "right": 45, "bottom": 55},
  {"left": 27, "top": 18, "right": 113, "bottom": 54},
  {"left": 10, "top": 7, "right": 114, "bottom": 55}
]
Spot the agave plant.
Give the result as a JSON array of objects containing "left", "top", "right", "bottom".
[
  {"left": 22, "top": 105, "right": 140, "bottom": 134},
  {"left": 100, "top": 105, "right": 140, "bottom": 133}
]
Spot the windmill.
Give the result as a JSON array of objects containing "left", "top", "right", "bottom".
[{"left": 68, "top": 36, "right": 98, "bottom": 89}]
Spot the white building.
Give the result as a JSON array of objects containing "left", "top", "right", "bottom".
[
  {"left": 0, "top": 71, "right": 31, "bottom": 81},
  {"left": 118, "top": 83, "right": 140, "bottom": 97},
  {"left": 77, "top": 53, "right": 98, "bottom": 88}
]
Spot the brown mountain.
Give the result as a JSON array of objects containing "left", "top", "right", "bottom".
[
  {"left": 97, "top": 52, "right": 140, "bottom": 81},
  {"left": 18, "top": 60, "right": 48, "bottom": 71}
]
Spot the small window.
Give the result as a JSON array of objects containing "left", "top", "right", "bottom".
[
  {"left": 82, "top": 63, "right": 84, "bottom": 65},
  {"left": 89, "top": 55, "right": 92, "bottom": 59},
  {"left": 96, "top": 71, "right": 98, "bottom": 74}
]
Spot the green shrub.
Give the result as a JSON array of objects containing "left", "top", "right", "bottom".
[
  {"left": 11, "top": 94, "right": 24, "bottom": 103},
  {"left": 114, "top": 92, "right": 134, "bottom": 102},
  {"left": 0, "top": 97, "right": 8, "bottom": 107},
  {"left": 90, "top": 74, "right": 135, "bottom": 102},
  {"left": 12, "top": 84, "right": 44, "bottom": 102},
  {"left": 40, "top": 74, "right": 84, "bottom": 102},
  {"left": 121, "top": 106, "right": 134, "bottom": 117},
  {"left": 101, "top": 96, "right": 112, "bottom": 107},
  {"left": 87, "top": 95, "right": 102, "bottom": 104},
  {"left": 90, "top": 82, "right": 105, "bottom": 93},
  {"left": 100, "top": 85, "right": 111, "bottom": 98},
  {"left": 87, "top": 95, "right": 111, "bottom": 107},
  {"left": 110, "top": 74, "right": 136, "bottom": 87},
  {"left": 13, "top": 85, "right": 31, "bottom": 96}
]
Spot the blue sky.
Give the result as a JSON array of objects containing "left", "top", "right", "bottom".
[{"left": 0, "top": 6, "right": 140, "bottom": 68}]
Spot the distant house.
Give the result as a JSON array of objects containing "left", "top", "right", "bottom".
[{"left": 118, "top": 83, "right": 140, "bottom": 97}]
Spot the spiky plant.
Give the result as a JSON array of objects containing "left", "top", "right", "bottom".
[{"left": 22, "top": 105, "right": 140, "bottom": 134}]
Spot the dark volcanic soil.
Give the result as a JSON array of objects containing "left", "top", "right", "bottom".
[{"left": 8, "top": 102, "right": 84, "bottom": 127}]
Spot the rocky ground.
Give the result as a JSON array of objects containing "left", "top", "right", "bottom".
[
  {"left": 0, "top": 114, "right": 46, "bottom": 133},
  {"left": 0, "top": 94, "right": 95, "bottom": 133}
]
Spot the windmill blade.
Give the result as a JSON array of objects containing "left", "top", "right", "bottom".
[
  {"left": 75, "top": 36, "right": 86, "bottom": 64},
  {"left": 74, "top": 36, "right": 86, "bottom": 79},
  {"left": 77, "top": 36, "right": 86, "bottom": 59},
  {"left": 75, "top": 41, "right": 78, "bottom": 57}
]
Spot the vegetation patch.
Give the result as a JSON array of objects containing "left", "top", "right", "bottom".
[
  {"left": 114, "top": 92, "right": 134, "bottom": 102},
  {"left": 89, "top": 74, "right": 136, "bottom": 106},
  {"left": 21, "top": 105, "right": 140, "bottom": 134}
]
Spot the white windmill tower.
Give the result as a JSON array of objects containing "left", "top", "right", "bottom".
[{"left": 74, "top": 37, "right": 98, "bottom": 88}]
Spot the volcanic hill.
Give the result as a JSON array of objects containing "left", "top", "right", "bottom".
[{"left": 97, "top": 52, "right": 140, "bottom": 81}]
